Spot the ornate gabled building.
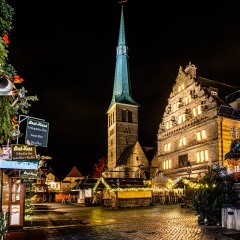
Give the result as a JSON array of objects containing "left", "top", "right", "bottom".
[
  {"left": 106, "top": 6, "right": 151, "bottom": 178},
  {"left": 157, "top": 62, "right": 240, "bottom": 180}
]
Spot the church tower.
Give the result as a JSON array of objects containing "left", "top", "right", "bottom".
[{"left": 107, "top": 6, "right": 139, "bottom": 174}]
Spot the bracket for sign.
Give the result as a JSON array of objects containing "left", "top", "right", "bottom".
[{"left": 16, "top": 114, "right": 45, "bottom": 144}]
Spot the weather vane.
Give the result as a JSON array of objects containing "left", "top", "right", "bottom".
[{"left": 118, "top": 0, "right": 128, "bottom": 4}]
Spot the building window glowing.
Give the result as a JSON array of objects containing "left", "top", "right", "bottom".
[
  {"left": 178, "top": 84, "right": 184, "bottom": 93},
  {"left": 173, "top": 103, "right": 176, "bottom": 112},
  {"left": 196, "top": 150, "right": 209, "bottom": 163},
  {"left": 179, "top": 137, "right": 186, "bottom": 147},
  {"left": 184, "top": 94, "right": 191, "bottom": 105},
  {"left": 178, "top": 114, "right": 182, "bottom": 124},
  {"left": 236, "top": 128, "right": 239, "bottom": 139},
  {"left": 197, "top": 130, "right": 207, "bottom": 140},
  {"left": 197, "top": 105, "right": 202, "bottom": 115},
  {"left": 193, "top": 105, "right": 202, "bottom": 117},
  {"left": 193, "top": 107, "right": 197, "bottom": 116},
  {"left": 182, "top": 113, "right": 186, "bottom": 122},
  {"left": 164, "top": 143, "right": 171, "bottom": 152},
  {"left": 163, "top": 159, "right": 171, "bottom": 169}
]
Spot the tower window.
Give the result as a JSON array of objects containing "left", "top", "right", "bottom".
[
  {"left": 128, "top": 110, "right": 133, "bottom": 122},
  {"left": 122, "top": 109, "right": 127, "bottom": 122}
]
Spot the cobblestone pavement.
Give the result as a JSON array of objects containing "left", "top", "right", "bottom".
[{"left": 6, "top": 203, "right": 240, "bottom": 240}]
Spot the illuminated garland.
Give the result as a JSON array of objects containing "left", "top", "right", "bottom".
[
  {"left": 93, "top": 177, "right": 217, "bottom": 193},
  {"left": 93, "top": 177, "right": 154, "bottom": 193},
  {"left": 168, "top": 177, "right": 202, "bottom": 189},
  {"left": 182, "top": 178, "right": 201, "bottom": 189}
]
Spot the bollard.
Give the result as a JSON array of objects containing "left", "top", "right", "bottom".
[
  {"left": 222, "top": 207, "right": 228, "bottom": 228},
  {"left": 234, "top": 207, "right": 240, "bottom": 230},
  {"left": 227, "top": 207, "right": 235, "bottom": 229}
]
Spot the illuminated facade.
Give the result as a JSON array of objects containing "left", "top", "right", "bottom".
[{"left": 157, "top": 63, "right": 240, "bottom": 180}]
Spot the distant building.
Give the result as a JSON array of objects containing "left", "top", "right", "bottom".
[
  {"left": 157, "top": 62, "right": 240, "bottom": 180},
  {"left": 61, "top": 166, "right": 84, "bottom": 191}
]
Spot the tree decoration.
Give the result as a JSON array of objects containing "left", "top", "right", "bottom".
[
  {"left": 0, "top": 1, "right": 38, "bottom": 238},
  {"left": 0, "top": 0, "right": 38, "bottom": 144}
]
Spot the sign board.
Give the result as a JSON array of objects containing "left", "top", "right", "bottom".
[
  {"left": 11, "top": 144, "right": 37, "bottom": 160},
  {"left": 22, "top": 179, "right": 37, "bottom": 184},
  {"left": 25, "top": 119, "right": 49, "bottom": 147},
  {"left": 0, "top": 146, "right": 11, "bottom": 160},
  {"left": 10, "top": 204, "right": 21, "bottom": 225},
  {"left": 0, "top": 160, "right": 38, "bottom": 170},
  {"left": 20, "top": 170, "right": 38, "bottom": 178}
]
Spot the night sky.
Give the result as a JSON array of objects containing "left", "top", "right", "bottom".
[{"left": 7, "top": 0, "right": 240, "bottom": 179}]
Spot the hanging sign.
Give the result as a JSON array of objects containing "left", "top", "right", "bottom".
[
  {"left": 25, "top": 119, "right": 49, "bottom": 147},
  {"left": 0, "top": 146, "right": 11, "bottom": 160},
  {"left": 20, "top": 170, "right": 38, "bottom": 178},
  {"left": 0, "top": 160, "right": 38, "bottom": 169},
  {"left": 11, "top": 144, "right": 37, "bottom": 160},
  {"left": 22, "top": 179, "right": 37, "bottom": 184}
]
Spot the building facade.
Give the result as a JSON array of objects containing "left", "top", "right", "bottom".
[{"left": 157, "top": 63, "right": 240, "bottom": 180}]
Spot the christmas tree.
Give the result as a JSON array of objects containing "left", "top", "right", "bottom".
[
  {"left": 192, "top": 165, "right": 237, "bottom": 225},
  {"left": 0, "top": 1, "right": 38, "bottom": 238},
  {"left": 0, "top": 0, "right": 38, "bottom": 146}
]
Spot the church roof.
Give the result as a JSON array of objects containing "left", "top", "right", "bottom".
[
  {"left": 65, "top": 166, "right": 83, "bottom": 178},
  {"left": 142, "top": 146, "right": 157, "bottom": 163},
  {"left": 108, "top": 6, "right": 138, "bottom": 111},
  {"left": 116, "top": 144, "right": 135, "bottom": 167}
]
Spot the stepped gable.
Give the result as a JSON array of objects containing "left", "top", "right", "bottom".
[{"left": 66, "top": 166, "right": 83, "bottom": 178}]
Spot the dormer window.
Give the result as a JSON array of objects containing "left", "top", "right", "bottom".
[{"left": 211, "top": 90, "right": 218, "bottom": 96}]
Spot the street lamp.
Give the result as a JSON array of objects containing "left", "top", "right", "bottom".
[{"left": 187, "top": 161, "right": 192, "bottom": 179}]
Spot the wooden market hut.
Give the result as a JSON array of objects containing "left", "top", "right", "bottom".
[{"left": 92, "top": 177, "right": 153, "bottom": 208}]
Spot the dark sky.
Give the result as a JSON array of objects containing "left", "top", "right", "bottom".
[{"left": 7, "top": 0, "right": 240, "bottom": 179}]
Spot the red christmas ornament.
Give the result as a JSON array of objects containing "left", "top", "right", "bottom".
[
  {"left": 13, "top": 75, "right": 24, "bottom": 83},
  {"left": 2, "top": 34, "right": 9, "bottom": 44}
]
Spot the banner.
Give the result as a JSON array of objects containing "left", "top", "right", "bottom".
[{"left": 25, "top": 119, "right": 49, "bottom": 147}]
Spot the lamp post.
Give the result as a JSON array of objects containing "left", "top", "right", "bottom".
[{"left": 187, "top": 161, "right": 192, "bottom": 179}]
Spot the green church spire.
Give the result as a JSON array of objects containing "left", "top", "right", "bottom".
[{"left": 108, "top": 6, "right": 138, "bottom": 110}]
